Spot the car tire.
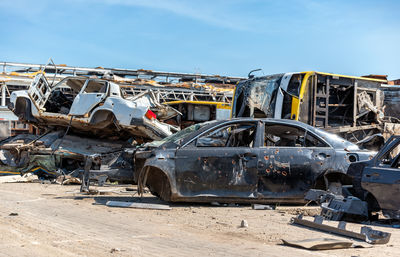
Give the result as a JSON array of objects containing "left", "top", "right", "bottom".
[{"left": 157, "top": 177, "right": 171, "bottom": 202}]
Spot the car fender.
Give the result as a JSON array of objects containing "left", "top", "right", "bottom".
[
  {"left": 88, "top": 107, "right": 115, "bottom": 125},
  {"left": 313, "top": 149, "right": 372, "bottom": 189},
  {"left": 94, "top": 97, "right": 147, "bottom": 126},
  {"left": 139, "top": 155, "right": 177, "bottom": 194},
  {"left": 328, "top": 150, "right": 368, "bottom": 174}
]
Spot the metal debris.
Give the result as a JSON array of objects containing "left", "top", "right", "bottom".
[
  {"left": 252, "top": 204, "right": 275, "bottom": 210},
  {"left": 282, "top": 238, "right": 354, "bottom": 250},
  {"left": 305, "top": 189, "right": 369, "bottom": 221},
  {"left": 290, "top": 214, "right": 391, "bottom": 244},
  {"left": 0, "top": 131, "right": 135, "bottom": 189},
  {"left": 105, "top": 201, "right": 172, "bottom": 210}
]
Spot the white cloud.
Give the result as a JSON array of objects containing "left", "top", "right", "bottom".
[{"left": 94, "top": 0, "right": 254, "bottom": 31}]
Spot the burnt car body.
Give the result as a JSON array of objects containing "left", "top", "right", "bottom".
[
  {"left": 347, "top": 135, "right": 400, "bottom": 219},
  {"left": 135, "top": 118, "right": 375, "bottom": 204}
]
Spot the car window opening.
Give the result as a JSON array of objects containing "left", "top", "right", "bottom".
[
  {"left": 264, "top": 124, "right": 327, "bottom": 147},
  {"left": 379, "top": 140, "right": 400, "bottom": 166},
  {"left": 83, "top": 80, "right": 108, "bottom": 93},
  {"left": 196, "top": 123, "right": 257, "bottom": 147},
  {"left": 43, "top": 78, "right": 86, "bottom": 114}
]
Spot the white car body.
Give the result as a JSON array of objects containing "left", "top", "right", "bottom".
[{"left": 9, "top": 73, "right": 179, "bottom": 140}]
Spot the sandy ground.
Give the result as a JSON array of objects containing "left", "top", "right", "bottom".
[{"left": 0, "top": 182, "right": 399, "bottom": 257}]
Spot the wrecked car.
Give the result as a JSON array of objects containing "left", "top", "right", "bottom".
[
  {"left": 135, "top": 118, "right": 375, "bottom": 203},
  {"left": 0, "top": 130, "right": 135, "bottom": 183},
  {"left": 232, "top": 71, "right": 400, "bottom": 150},
  {"left": 9, "top": 73, "right": 179, "bottom": 141},
  {"left": 345, "top": 135, "right": 400, "bottom": 220}
]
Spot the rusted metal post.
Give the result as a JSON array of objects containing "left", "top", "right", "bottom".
[
  {"left": 1, "top": 84, "right": 6, "bottom": 106},
  {"left": 80, "top": 156, "right": 93, "bottom": 192}
]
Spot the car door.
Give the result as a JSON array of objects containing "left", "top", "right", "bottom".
[
  {"left": 27, "top": 73, "right": 52, "bottom": 112},
  {"left": 174, "top": 121, "right": 261, "bottom": 198},
  {"left": 69, "top": 79, "right": 108, "bottom": 116},
  {"left": 257, "top": 121, "right": 334, "bottom": 200},
  {"left": 362, "top": 137, "right": 400, "bottom": 211}
]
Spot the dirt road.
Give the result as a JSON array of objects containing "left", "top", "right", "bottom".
[{"left": 0, "top": 182, "right": 398, "bottom": 257}]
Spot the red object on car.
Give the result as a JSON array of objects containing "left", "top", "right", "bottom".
[{"left": 145, "top": 109, "right": 157, "bottom": 120}]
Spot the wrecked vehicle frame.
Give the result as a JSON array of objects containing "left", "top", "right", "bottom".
[
  {"left": 135, "top": 118, "right": 375, "bottom": 204},
  {"left": 345, "top": 135, "right": 400, "bottom": 220},
  {"left": 9, "top": 73, "right": 180, "bottom": 141},
  {"left": 0, "top": 131, "right": 136, "bottom": 184},
  {"left": 232, "top": 71, "right": 400, "bottom": 150}
]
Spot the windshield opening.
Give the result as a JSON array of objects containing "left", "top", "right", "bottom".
[{"left": 145, "top": 121, "right": 217, "bottom": 147}]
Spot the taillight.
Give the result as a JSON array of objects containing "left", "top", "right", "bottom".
[{"left": 145, "top": 109, "right": 157, "bottom": 120}]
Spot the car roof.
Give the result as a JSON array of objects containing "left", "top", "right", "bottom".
[{"left": 184, "top": 118, "right": 357, "bottom": 149}]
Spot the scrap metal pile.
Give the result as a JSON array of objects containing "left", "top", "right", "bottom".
[
  {"left": 0, "top": 61, "right": 239, "bottom": 189},
  {"left": 232, "top": 72, "right": 400, "bottom": 150},
  {"left": 1, "top": 61, "right": 400, "bottom": 228},
  {"left": 0, "top": 131, "right": 135, "bottom": 184}
]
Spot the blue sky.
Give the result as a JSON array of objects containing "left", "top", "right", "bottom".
[{"left": 1, "top": 0, "right": 399, "bottom": 79}]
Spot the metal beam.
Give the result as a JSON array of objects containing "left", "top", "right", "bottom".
[{"left": 0, "top": 61, "right": 245, "bottom": 83}]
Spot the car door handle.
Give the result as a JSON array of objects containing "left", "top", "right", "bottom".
[
  {"left": 317, "top": 153, "right": 330, "bottom": 159},
  {"left": 241, "top": 152, "right": 257, "bottom": 158},
  {"left": 366, "top": 173, "right": 380, "bottom": 179},
  {"left": 239, "top": 152, "right": 257, "bottom": 162}
]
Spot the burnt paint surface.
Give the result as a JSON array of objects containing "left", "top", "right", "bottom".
[
  {"left": 136, "top": 118, "right": 374, "bottom": 203},
  {"left": 257, "top": 147, "right": 335, "bottom": 199},
  {"left": 175, "top": 147, "right": 258, "bottom": 197}
]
